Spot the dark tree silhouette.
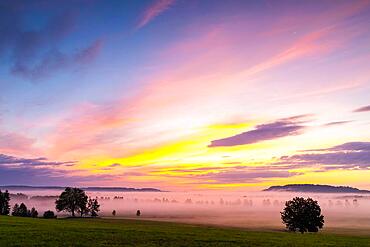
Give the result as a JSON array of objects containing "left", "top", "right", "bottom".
[
  {"left": 112, "top": 210, "right": 116, "bottom": 216},
  {"left": 12, "top": 203, "right": 30, "bottom": 217},
  {"left": 11, "top": 204, "right": 19, "bottom": 216},
  {"left": 78, "top": 200, "right": 88, "bottom": 217},
  {"left": 281, "top": 197, "right": 324, "bottom": 233},
  {"left": 30, "top": 207, "right": 38, "bottom": 218},
  {"left": 55, "top": 187, "right": 88, "bottom": 217},
  {"left": 0, "top": 190, "right": 11, "bottom": 215},
  {"left": 43, "top": 210, "right": 56, "bottom": 219},
  {"left": 87, "top": 197, "right": 100, "bottom": 217},
  {"left": 136, "top": 210, "right": 141, "bottom": 216}
]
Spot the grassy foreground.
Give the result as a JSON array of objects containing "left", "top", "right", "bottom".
[{"left": 1, "top": 216, "right": 370, "bottom": 246}]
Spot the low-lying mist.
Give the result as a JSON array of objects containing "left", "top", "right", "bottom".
[{"left": 7, "top": 189, "right": 370, "bottom": 232}]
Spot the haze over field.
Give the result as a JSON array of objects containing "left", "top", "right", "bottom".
[{"left": 3, "top": 188, "right": 370, "bottom": 234}]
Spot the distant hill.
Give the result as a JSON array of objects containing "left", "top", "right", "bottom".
[
  {"left": 263, "top": 184, "right": 370, "bottom": 193},
  {"left": 0, "top": 185, "right": 161, "bottom": 192}
]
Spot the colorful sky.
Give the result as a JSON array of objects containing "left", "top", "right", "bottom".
[{"left": 1, "top": 0, "right": 370, "bottom": 190}]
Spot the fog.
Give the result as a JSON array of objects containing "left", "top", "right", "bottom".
[{"left": 6, "top": 189, "right": 370, "bottom": 233}]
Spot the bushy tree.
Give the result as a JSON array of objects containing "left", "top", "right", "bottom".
[
  {"left": 0, "top": 190, "right": 11, "bottom": 215},
  {"left": 112, "top": 210, "right": 116, "bottom": 216},
  {"left": 136, "top": 210, "right": 141, "bottom": 216},
  {"left": 12, "top": 203, "right": 30, "bottom": 217},
  {"left": 77, "top": 201, "right": 88, "bottom": 217},
  {"left": 87, "top": 197, "right": 100, "bottom": 217},
  {"left": 30, "top": 207, "right": 38, "bottom": 218},
  {"left": 281, "top": 197, "right": 324, "bottom": 233},
  {"left": 55, "top": 187, "right": 88, "bottom": 217},
  {"left": 43, "top": 210, "right": 56, "bottom": 219}
]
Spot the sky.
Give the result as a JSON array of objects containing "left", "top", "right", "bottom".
[{"left": 0, "top": 0, "right": 370, "bottom": 191}]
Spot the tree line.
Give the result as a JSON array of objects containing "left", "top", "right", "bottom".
[{"left": 0, "top": 187, "right": 100, "bottom": 219}]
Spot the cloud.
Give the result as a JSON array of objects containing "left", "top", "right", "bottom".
[
  {"left": 209, "top": 115, "right": 311, "bottom": 147},
  {"left": 137, "top": 0, "right": 175, "bottom": 29},
  {"left": 0, "top": 154, "right": 75, "bottom": 168},
  {"left": 154, "top": 165, "right": 300, "bottom": 184},
  {"left": 44, "top": 0, "right": 366, "bottom": 159},
  {"left": 0, "top": 132, "right": 35, "bottom": 155},
  {"left": 323, "top": 121, "right": 352, "bottom": 126},
  {"left": 277, "top": 142, "right": 370, "bottom": 170},
  {"left": 353, "top": 105, "right": 370, "bottom": 112},
  {"left": 12, "top": 39, "right": 103, "bottom": 80},
  {"left": 0, "top": 2, "right": 102, "bottom": 80},
  {"left": 306, "top": 142, "right": 370, "bottom": 152},
  {"left": 196, "top": 170, "right": 299, "bottom": 184},
  {"left": 0, "top": 153, "right": 118, "bottom": 186},
  {"left": 0, "top": 165, "right": 116, "bottom": 186}
]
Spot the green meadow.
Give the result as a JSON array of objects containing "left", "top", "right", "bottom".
[{"left": 0, "top": 216, "right": 370, "bottom": 246}]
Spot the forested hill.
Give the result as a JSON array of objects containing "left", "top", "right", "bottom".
[{"left": 264, "top": 184, "right": 370, "bottom": 193}]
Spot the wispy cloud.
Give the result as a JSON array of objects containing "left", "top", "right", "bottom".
[
  {"left": 323, "top": 121, "right": 352, "bottom": 126},
  {"left": 0, "top": 132, "right": 35, "bottom": 155},
  {"left": 0, "top": 154, "right": 75, "bottom": 168},
  {"left": 136, "top": 0, "right": 175, "bottom": 29},
  {"left": 13, "top": 39, "right": 103, "bottom": 80},
  {"left": 209, "top": 115, "right": 312, "bottom": 147},
  {"left": 0, "top": 3, "right": 102, "bottom": 81},
  {"left": 276, "top": 142, "right": 370, "bottom": 170},
  {"left": 353, "top": 105, "right": 370, "bottom": 112},
  {"left": 0, "top": 153, "right": 121, "bottom": 186},
  {"left": 152, "top": 165, "right": 301, "bottom": 184}
]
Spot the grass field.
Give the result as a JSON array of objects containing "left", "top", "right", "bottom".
[{"left": 1, "top": 216, "right": 370, "bottom": 246}]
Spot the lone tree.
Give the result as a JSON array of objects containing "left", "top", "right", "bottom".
[
  {"left": 55, "top": 187, "right": 88, "bottom": 217},
  {"left": 281, "top": 197, "right": 324, "bottom": 233},
  {"left": 0, "top": 190, "right": 11, "bottom": 215},
  {"left": 87, "top": 197, "right": 100, "bottom": 217}
]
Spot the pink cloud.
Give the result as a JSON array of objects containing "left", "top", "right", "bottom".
[
  {"left": 137, "top": 0, "right": 175, "bottom": 29},
  {"left": 44, "top": 2, "right": 369, "bottom": 160},
  {"left": 0, "top": 132, "right": 35, "bottom": 155}
]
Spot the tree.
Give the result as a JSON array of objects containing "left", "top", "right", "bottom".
[
  {"left": 87, "top": 197, "right": 100, "bottom": 217},
  {"left": 30, "top": 207, "right": 38, "bottom": 218},
  {"left": 55, "top": 187, "right": 88, "bottom": 217},
  {"left": 0, "top": 190, "right": 11, "bottom": 215},
  {"left": 12, "top": 203, "right": 30, "bottom": 217},
  {"left": 281, "top": 197, "right": 324, "bottom": 233},
  {"left": 77, "top": 200, "right": 88, "bottom": 217},
  {"left": 43, "top": 210, "right": 56, "bottom": 219},
  {"left": 11, "top": 204, "right": 19, "bottom": 216},
  {"left": 112, "top": 210, "right": 116, "bottom": 216},
  {"left": 136, "top": 210, "right": 141, "bottom": 216},
  {"left": 18, "top": 203, "right": 29, "bottom": 217}
]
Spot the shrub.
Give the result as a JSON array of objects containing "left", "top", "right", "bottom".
[{"left": 43, "top": 210, "right": 56, "bottom": 219}]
